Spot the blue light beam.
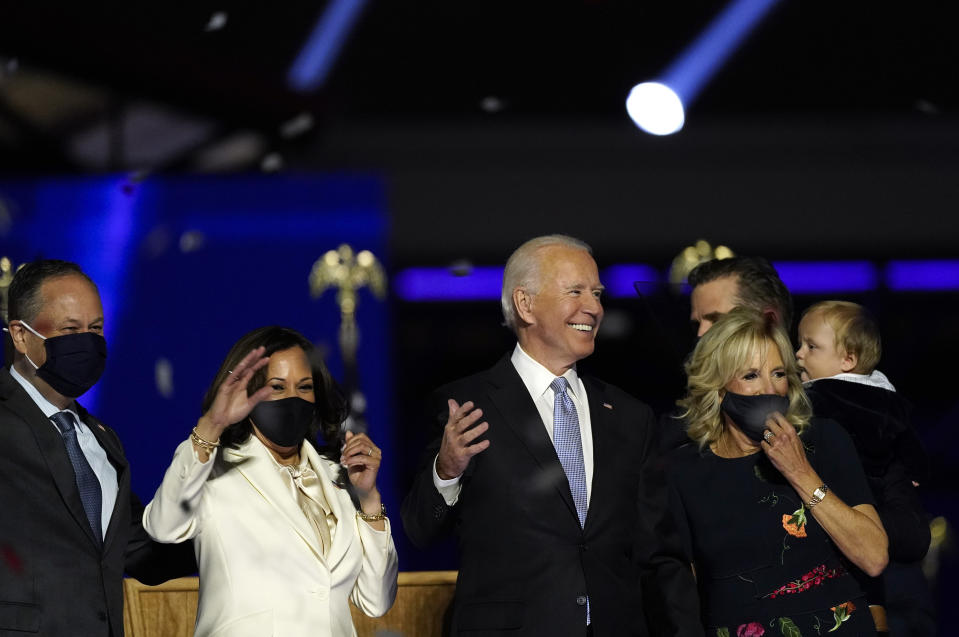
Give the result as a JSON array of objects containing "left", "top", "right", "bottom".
[
  {"left": 627, "top": 0, "right": 782, "bottom": 135},
  {"left": 288, "top": 0, "right": 369, "bottom": 92}
]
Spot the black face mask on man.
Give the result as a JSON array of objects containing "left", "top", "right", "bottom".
[
  {"left": 250, "top": 396, "right": 316, "bottom": 448},
  {"left": 20, "top": 321, "right": 107, "bottom": 398},
  {"left": 720, "top": 391, "right": 790, "bottom": 443}
]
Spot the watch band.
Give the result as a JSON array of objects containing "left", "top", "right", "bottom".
[{"left": 808, "top": 484, "right": 829, "bottom": 507}]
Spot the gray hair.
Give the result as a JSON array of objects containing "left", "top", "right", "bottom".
[{"left": 501, "top": 234, "right": 592, "bottom": 332}]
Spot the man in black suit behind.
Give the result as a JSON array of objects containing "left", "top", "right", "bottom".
[
  {"left": 402, "top": 235, "right": 702, "bottom": 636},
  {"left": 0, "top": 259, "right": 193, "bottom": 636}
]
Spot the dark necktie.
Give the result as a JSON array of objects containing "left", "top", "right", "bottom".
[
  {"left": 51, "top": 411, "right": 103, "bottom": 544},
  {"left": 550, "top": 377, "right": 588, "bottom": 527}
]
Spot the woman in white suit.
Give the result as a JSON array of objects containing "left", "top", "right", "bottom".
[{"left": 144, "top": 326, "right": 398, "bottom": 637}]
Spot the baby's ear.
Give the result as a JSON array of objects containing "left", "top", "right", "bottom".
[{"left": 839, "top": 350, "right": 858, "bottom": 373}]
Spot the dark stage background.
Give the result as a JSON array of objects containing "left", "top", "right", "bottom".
[{"left": 2, "top": 2, "right": 958, "bottom": 633}]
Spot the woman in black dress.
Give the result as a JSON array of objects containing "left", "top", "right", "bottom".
[{"left": 668, "top": 308, "right": 888, "bottom": 636}]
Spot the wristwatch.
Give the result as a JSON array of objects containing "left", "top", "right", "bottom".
[{"left": 808, "top": 484, "right": 829, "bottom": 507}]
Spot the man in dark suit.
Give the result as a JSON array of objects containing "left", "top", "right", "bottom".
[
  {"left": 402, "top": 236, "right": 702, "bottom": 636},
  {"left": 0, "top": 259, "right": 193, "bottom": 636}
]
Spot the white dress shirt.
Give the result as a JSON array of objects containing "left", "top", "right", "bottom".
[
  {"left": 434, "top": 343, "right": 594, "bottom": 506},
  {"left": 10, "top": 365, "right": 119, "bottom": 538}
]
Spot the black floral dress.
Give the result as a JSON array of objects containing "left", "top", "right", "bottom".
[{"left": 666, "top": 418, "right": 878, "bottom": 636}]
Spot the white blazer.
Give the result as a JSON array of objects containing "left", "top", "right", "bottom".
[{"left": 144, "top": 436, "right": 398, "bottom": 637}]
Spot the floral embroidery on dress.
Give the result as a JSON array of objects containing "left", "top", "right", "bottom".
[
  {"left": 765, "top": 564, "right": 845, "bottom": 598},
  {"left": 782, "top": 504, "right": 808, "bottom": 538},
  {"left": 776, "top": 617, "right": 802, "bottom": 636},
  {"left": 737, "top": 622, "right": 765, "bottom": 637},
  {"left": 828, "top": 601, "right": 855, "bottom": 632}
]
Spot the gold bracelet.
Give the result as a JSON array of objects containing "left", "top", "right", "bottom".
[
  {"left": 357, "top": 503, "right": 387, "bottom": 522},
  {"left": 191, "top": 426, "right": 221, "bottom": 452}
]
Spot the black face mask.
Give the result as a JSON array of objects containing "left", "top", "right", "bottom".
[
  {"left": 250, "top": 397, "right": 316, "bottom": 448},
  {"left": 21, "top": 321, "right": 107, "bottom": 398},
  {"left": 720, "top": 391, "right": 790, "bottom": 443}
]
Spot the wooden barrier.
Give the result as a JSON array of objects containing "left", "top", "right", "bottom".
[{"left": 123, "top": 571, "right": 457, "bottom": 637}]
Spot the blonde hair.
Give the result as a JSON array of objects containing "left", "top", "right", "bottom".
[
  {"left": 679, "top": 307, "right": 812, "bottom": 449},
  {"left": 501, "top": 234, "right": 592, "bottom": 332},
  {"left": 802, "top": 300, "right": 881, "bottom": 374}
]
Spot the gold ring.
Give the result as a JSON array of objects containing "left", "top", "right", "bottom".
[
  {"left": 763, "top": 430, "right": 775, "bottom": 443},
  {"left": 368, "top": 448, "right": 373, "bottom": 456}
]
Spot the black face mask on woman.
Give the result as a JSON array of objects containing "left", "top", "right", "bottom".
[
  {"left": 720, "top": 391, "right": 790, "bottom": 443},
  {"left": 250, "top": 396, "right": 316, "bottom": 447},
  {"left": 20, "top": 321, "right": 107, "bottom": 398}
]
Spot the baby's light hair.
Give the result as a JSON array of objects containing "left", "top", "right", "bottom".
[{"left": 802, "top": 300, "right": 881, "bottom": 374}]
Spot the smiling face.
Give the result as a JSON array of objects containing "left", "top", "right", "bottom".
[
  {"left": 796, "top": 311, "right": 855, "bottom": 381},
  {"left": 514, "top": 245, "right": 604, "bottom": 376},
  {"left": 724, "top": 339, "right": 788, "bottom": 398}
]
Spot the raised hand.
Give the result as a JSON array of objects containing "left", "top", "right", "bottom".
[
  {"left": 196, "top": 347, "right": 273, "bottom": 444},
  {"left": 341, "top": 430, "right": 383, "bottom": 496},
  {"left": 436, "top": 399, "right": 490, "bottom": 480}
]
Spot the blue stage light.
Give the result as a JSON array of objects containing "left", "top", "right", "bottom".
[
  {"left": 601, "top": 264, "right": 662, "bottom": 298},
  {"left": 627, "top": 0, "right": 782, "bottom": 135},
  {"left": 288, "top": 0, "right": 369, "bottom": 92},
  {"left": 771, "top": 261, "right": 878, "bottom": 294},
  {"left": 394, "top": 267, "right": 505, "bottom": 301},
  {"left": 886, "top": 260, "right": 959, "bottom": 291}
]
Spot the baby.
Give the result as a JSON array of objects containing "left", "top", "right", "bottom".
[{"left": 797, "top": 300, "right": 932, "bottom": 634}]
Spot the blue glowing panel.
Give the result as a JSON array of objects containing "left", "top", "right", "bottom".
[
  {"left": 663, "top": 0, "right": 782, "bottom": 104},
  {"left": 886, "top": 260, "right": 959, "bottom": 291},
  {"left": 772, "top": 261, "right": 878, "bottom": 294},
  {"left": 288, "top": 0, "right": 369, "bottom": 91},
  {"left": 601, "top": 264, "right": 661, "bottom": 298},
  {"left": 1, "top": 175, "right": 392, "bottom": 513},
  {"left": 394, "top": 266, "right": 504, "bottom": 301},
  {"left": 0, "top": 176, "right": 142, "bottom": 409}
]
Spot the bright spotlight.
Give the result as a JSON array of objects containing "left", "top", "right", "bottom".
[{"left": 625, "top": 82, "right": 685, "bottom": 136}]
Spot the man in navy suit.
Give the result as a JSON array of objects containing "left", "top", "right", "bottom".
[
  {"left": 402, "top": 235, "right": 702, "bottom": 636},
  {"left": 0, "top": 259, "right": 192, "bottom": 636}
]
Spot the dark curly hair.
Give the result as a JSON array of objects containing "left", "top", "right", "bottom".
[
  {"left": 688, "top": 256, "right": 793, "bottom": 330},
  {"left": 202, "top": 326, "right": 349, "bottom": 459}
]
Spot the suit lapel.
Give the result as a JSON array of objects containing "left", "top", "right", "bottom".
[
  {"left": 485, "top": 357, "right": 580, "bottom": 523},
  {"left": 226, "top": 438, "right": 326, "bottom": 562},
  {"left": 581, "top": 376, "right": 617, "bottom": 531},
  {"left": 305, "top": 445, "right": 353, "bottom": 571},
  {"left": 0, "top": 369, "right": 101, "bottom": 549}
]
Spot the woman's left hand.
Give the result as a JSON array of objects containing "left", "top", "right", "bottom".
[
  {"left": 341, "top": 431, "right": 382, "bottom": 500},
  {"left": 761, "top": 412, "right": 816, "bottom": 485}
]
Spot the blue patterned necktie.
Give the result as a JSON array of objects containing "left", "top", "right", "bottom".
[
  {"left": 550, "top": 377, "right": 588, "bottom": 528},
  {"left": 51, "top": 411, "right": 103, "bottom": 544}
]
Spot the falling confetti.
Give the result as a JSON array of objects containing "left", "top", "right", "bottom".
[
  {"left": 260, "top": 153, "right": 283, "bottom": 172},
  {"left": 155, "top": 357, "right": 174, "bottom": 398},
  {"left": 280, "top": 112, "right": 315, "bottom": 139},
  {"left": 179, "top": 231, "right": 205, "bottom": 253},
  {"left": 205, "top": 11, "right": 228, "bottom": 32},
  {"left": 479, "top": 96, "right": 505, "bottom": 113}
]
